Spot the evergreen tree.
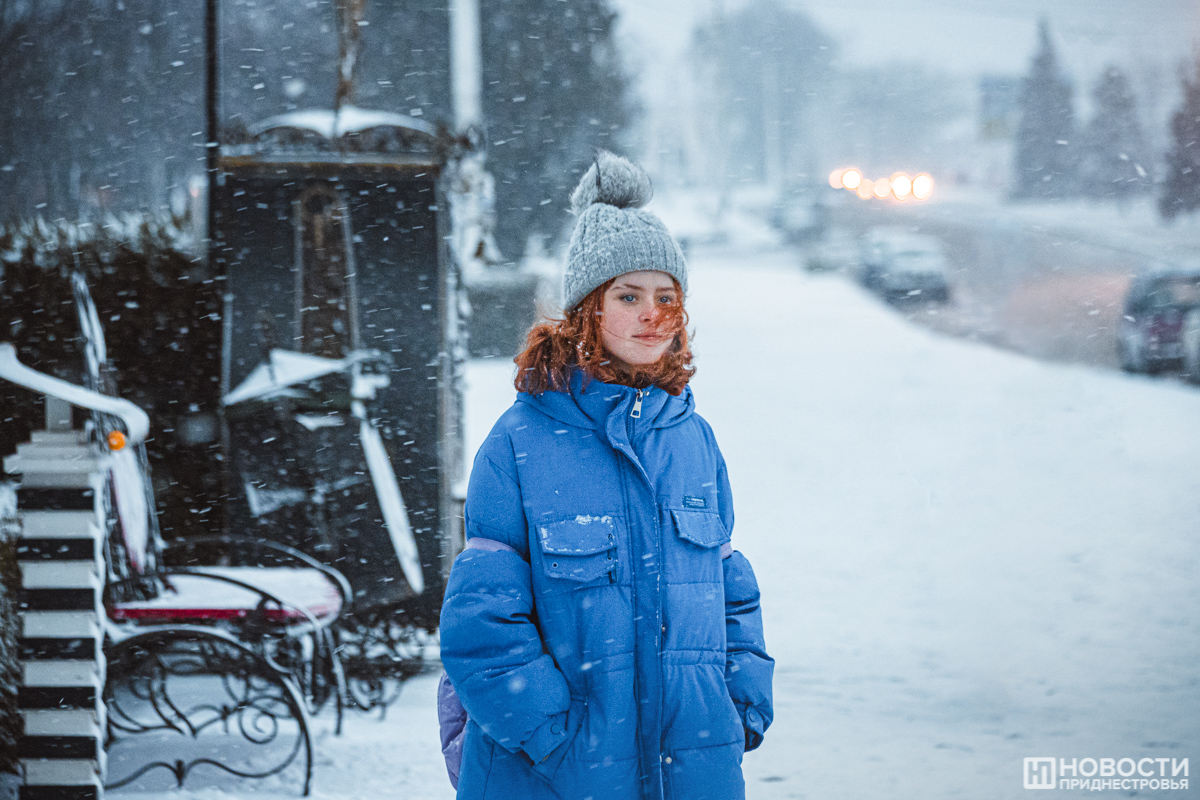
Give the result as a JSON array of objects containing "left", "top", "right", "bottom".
[
  {"left": 479, "top": 0, "right": 630, "bottom": 262},
  {"left": 1012, "top": 19, "right": 1077, "bottom": 199},
  {"left": 1159, "top": 54, "right": 1200, "bottom": 220},
  {"left": 1080, "top": 65, "right": 1149, "bottom": 202}
]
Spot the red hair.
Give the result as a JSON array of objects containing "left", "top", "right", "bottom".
[{"left": 514, "top": 277, "right": 695, "bottom": 396}]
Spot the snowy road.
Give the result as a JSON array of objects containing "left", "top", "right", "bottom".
[
  {"left": 685, "top": 247, "right": 1200, "bottom": 798},
  {"left": 113, "top": 243, "right": 1200, "bottom": 799}
]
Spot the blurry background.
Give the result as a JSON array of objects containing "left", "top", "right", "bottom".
[
  {"left": 5, "top": 0, "right": 1200, "bottom": 373},
  {"left": 3, "top": 1, "right": 1200, "bottom": 796},
  {"left": 4, "top": 0, "right": 1196, "bottom": 250}
]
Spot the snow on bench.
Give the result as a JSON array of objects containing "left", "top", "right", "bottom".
[{"left": 108, "top": 566, "right": 343, "bottom": 625}]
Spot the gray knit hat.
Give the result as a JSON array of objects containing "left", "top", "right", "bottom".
[{"left": 562, "top": 150, "right": 688, "bottom": 311}]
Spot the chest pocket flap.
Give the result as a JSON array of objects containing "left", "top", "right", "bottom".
[
  {"left": 537, "top": 515, "right": 618, "bottom": 582},
  {"left": 670, "top": 509, "right": 730, "bottom": 549}
]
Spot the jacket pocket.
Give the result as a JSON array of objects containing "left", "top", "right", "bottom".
[
  {"left": 664, "top": 509, "right": 729, "bottom": 584},
  {"left": 535, "top": 515, "right": 619, "bottom": 584},
  {"left": 670, "top": 509, "right": 729, "bottom": 549}
]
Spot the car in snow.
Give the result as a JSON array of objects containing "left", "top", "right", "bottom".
[
  {"left": 771, "top": 191, "right": 828, "bottom": 244},
  {"left": 856, "top": 226, "right": 909, "bottom": 289},
  {"left": 857, "top": 228, "right": 951, "bottom": 302},
  {"left": 806, "top": 228, "right": 858, "bottom": 272},
  {"left": 1183, "top": 308, "right": 1200, "bottom": 382},
  {"left": 1120, "top": 269, "right": 1200, "bottom": 374}
]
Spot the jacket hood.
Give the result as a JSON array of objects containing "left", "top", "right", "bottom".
[{"left": 517, "top": 369, "right": 694, "bottom": 432}]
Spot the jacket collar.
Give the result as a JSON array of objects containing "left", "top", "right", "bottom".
[{"left": 517, "top": 369, "right": 694, "bottom": 432}]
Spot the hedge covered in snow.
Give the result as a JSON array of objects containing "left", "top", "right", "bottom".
[
  {"left": 0, "top": 215, "right": 224, "bottom": 538},
  {"left": 0, "top": 217, "right": 228, "bottom": 772}
]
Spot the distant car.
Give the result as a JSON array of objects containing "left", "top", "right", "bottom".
[
  {"left": 858, "top": 229, "right": 951, "bottom": 302},
  {"left": 771, "top": 193, "right": 828, "bottom": 244},
  {"left": 806, "top": 229, "right": 858, "bottom": 272},
  {"left": 1120, "top": 270, "right": 1200, "bottom": 374},
  {"left": 856, "top": 226, "right": 910, "bottom": 290},
  {"left": 1182, "top": 307, "right": 1200, "bottom": 382}
]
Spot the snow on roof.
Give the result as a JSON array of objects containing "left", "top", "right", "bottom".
[{"left": 249, "top": 105, "right": 437, "bottom": 139}]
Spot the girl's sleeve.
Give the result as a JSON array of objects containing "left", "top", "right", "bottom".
[
  {"left": 439, "top": 435, "right": 573, "bottom": 768},
  {"left": 717, "top": 449, "right": 776, "bottom": 752}
]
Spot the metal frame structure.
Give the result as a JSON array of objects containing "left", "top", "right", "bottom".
[{"left": 213, "top": 113, "right": 467, "bottom": 662}]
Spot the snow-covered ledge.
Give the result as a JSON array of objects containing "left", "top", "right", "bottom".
[
  {"left": 248, "top": 105, "right": 437, "bottom": 140},
  {"left": 0, "top": 345, "right": 148, "bottom": 446}
]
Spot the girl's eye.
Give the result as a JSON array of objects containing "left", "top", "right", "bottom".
[
  {"left": 622, "top": 294, "right": 637, "bottom": 302},
  {"left": 658, "top": 296, "right": 673, "bottom": 304}
]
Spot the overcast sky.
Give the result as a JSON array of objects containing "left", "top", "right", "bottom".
[{"left": 612, "top": 0, "right": 1199, "bottom": 80}]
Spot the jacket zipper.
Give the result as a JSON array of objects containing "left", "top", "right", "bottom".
[
  {"left": 617, "top": 455, "right": 646, "bottom": 791},
  {"left": 626, "top": 389, "right": 645, "bottom": 444},
  {"left": 622, "top": 386, "right": 667, "bottom": 799}
]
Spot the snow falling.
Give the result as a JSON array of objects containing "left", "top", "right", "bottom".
[{"left": 3, "top": 0, "right": 1200, "bottom": 798}]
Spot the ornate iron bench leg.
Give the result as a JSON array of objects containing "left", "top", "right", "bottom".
[
  {"left": 328, "top": 628, "right": 347, "bottom": 736},
  {"left": 337, "top": 616, "right": 425, "bottom": 716},
  {"left": 104, "top": 627, "right": 313, "bottom": 796}
]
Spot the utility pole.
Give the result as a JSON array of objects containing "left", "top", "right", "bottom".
[
  {"left": 449, "top": 0, "right": 501, "bottom": 274},
  {"left": 713, "top": 0, "right": 731, "bottom": 222},
  {"left": 451, "top": 0, "right": 483, "bottom": 129},
  {"left": 205, "top": 0, "right": 218, "bottom": 254},
  {"left": 762, "top": 52, "right": 783, "bottom": 190},
  {"left": 205, "top": 0, "right": 232, "bottom": 537},
  {"left": 335, "top": 0, "right": 368, "bottom": 113}
]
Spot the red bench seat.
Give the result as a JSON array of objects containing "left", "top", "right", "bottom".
[{"left": 108, "top": 566, "right": 344, "bottom": 625}]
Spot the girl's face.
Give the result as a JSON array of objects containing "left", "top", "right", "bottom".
[{"left": 599, "top": 270, "right": 680, "bottom": 368}]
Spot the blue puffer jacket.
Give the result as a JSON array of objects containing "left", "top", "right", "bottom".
[{"left": 440, "top": 371, "right": 774, "bottom": 800}]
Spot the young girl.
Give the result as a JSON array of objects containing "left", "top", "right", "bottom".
[{"left": 440, "top": 151, "right": 773, "bottom": 800}]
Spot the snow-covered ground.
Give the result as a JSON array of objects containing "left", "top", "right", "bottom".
[
  {"left": 686, "top": 248, "right": 1200, "bottom": 798},
  {"left": 107, "top": 240, "right": 1200, "bottom": 799},
  {"left": 821, "top": 187, "right": 1200, "bottom": 374}
]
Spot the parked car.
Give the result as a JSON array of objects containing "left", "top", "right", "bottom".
[
  {"left": 771, "top": 191, "right": 828, "bottom": 244},
  {"left": 1120, "top": 269, "right": 1200, "bottom": 373},
  {"left": 1182, "top": 307, "right": 1200, "bottom": 382},
  {"left": 858, "top": 229, "right": 951, "bottom": 302},
  {"left": 856, "top": 226, "right": 910, "bottom": 290},
  {"left": 806, "top": 228, "right": 858, "bottom": 272}
]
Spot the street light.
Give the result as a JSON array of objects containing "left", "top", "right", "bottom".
[
  {"left": 912, "top": 173, "right": 934, "bottom": 200},
  {"left": 891, "top": 173, "right": 912, "bottom": 200},
  {"left": 841, "top": 168, "right": 863, "bottom": 191}
]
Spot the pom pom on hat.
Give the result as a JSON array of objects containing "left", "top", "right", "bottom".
[
  {"left": 570, "top": 150, "right": 654, "bottom": 215},
  {"left": 561, "top": 150, "right": 687, "bottom": 311}
]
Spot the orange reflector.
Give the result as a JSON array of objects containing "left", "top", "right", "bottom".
[{"left": 107, "top": 430, "right": 127, "bottom": 451}]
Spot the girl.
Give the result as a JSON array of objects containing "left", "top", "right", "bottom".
[{"left": 440, "top": 151, "right": 773, "bottom": 800}]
